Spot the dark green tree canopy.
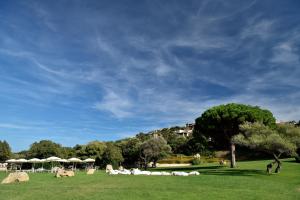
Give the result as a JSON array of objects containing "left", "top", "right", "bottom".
[
  {"left": 118, "top": 138, "right": 142, "bottom": 167},
  {"left": 194, "top": 103, "right": 276, "bottom": 149},
  {"left": 28, "top": 140, "right": 63, "bottom": 158},
  {"left": 0, "top": 140, "right": 12, "bottom": 162},
  {"left": 85, "top": 141, "right": 107, "bottom": 159},
  {"left": 102, "top": 143, "right": 124, "bottom": 168}
]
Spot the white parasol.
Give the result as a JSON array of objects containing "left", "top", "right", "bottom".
[
  {"left": 68, "top": 157, "right": 82, "bottom": 170},
  {"left": 28, "top": 158, "right": 42, "bottom": 163},
  {"left": 6, "top": 159, "right": 16, "bottom": 163},
  {"left": 46, "top": 156, "right": 61, "bottom": 162},
  {"left": 83, "top": 158, "right": 95, "bottom": 169},
  {"left": 83, "top": 158, "right": 95, "bottom": 162},
  {"left": 57, "top": 159, "right": 69, "bottom": 163},
  {"left": 15, "top": 159, "right": 28, "bottom": 170},
  {"left": 46, "top": 156, "right": 61, "bottom": 169},
  {"left": 28, "top": 158, "right": 41, "bottom": 171}
]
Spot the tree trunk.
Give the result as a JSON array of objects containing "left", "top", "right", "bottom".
[
  {"left": 266, "top": 153, "right": 282, "bottom": 174},
  {"left": 230, "top": 143, "right": 236, "bottom": 168},
  {"left": 152, "top": 160, "right": 157, "bottom": 168},
  {"left": 273, "top": 154, "right": 282, "bottom": 173},
  {"left": 266, "top": 163, "right": 273, "bottom": 174},
  {"left": 143, "top": 157, "right": 148, "bottom": 170}
]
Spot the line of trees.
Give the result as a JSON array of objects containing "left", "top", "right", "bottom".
[
  {"left": 3, "top": 137, "right": 173, "bottom": 169},
  {"left": 0, "top": 140, "right": 12, "bottom": 162},
  {"left": 1, "top": 103, "right": 300, "bottom": 172}
]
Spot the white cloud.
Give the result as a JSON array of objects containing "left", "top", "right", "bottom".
[
  {"left": 241, "top": 19, "right": 274, "bottom": 40},
  {"left": 94, "top": 91, "right": 133, "bottom": 118},
  {"left": 270, "top": 42, "right": 299, "bottom": 65},
  {"left": 0, "top": 123, "right": 32, "bottom": 130},
  {"left": 154, "top": 59, "right": 172, "bottom": 76}
]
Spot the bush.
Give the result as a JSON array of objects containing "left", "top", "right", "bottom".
[
  {"left": 158, "top": 155, "right": 193, "bottom": 164},
  {"left": 191, "top": 158, "right": 201, "bottom": 165},
  {"left": 158, "top": 154, "right": 223, "bottom": 164}
]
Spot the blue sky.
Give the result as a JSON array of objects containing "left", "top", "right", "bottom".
[{"left": 0, "top": 0, "right": 300, "bottom": 152}]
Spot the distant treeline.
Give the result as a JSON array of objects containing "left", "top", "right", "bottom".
[{"left": 1, "top": 103, "right": 300, "bottom": 169}]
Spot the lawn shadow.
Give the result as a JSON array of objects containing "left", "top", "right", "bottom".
[
  {"left": 153, "top": 165, "right": 223, "bottom": 172},
  {"left": 154, "top": 165, "right": 265, "bottom": 176},
  {"left": 200, "top": 168, "right": 265, "bottom": 176},
  {"left": 284, "top": 159, "right": 299, "bottom": 163}
]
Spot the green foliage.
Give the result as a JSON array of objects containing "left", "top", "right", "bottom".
[
  {"left": 140, "top": 136, "right": 171, "bottom": 167},
  {"left": 181, "top": 137, "right": 212, "bottom": 156},
  {"left": 191, "top": 158, "right": 201, "bottom": 165},
  {"left": 118, "top": 138, "right": 142, "bottom": 167},
  {"left": 73, "top": 141, "right": 106, "bottom": 160},
  {"left": 27, "top": 140, "right": 63, "bottom": 158},
  {"left": 101, "top": 143, "right": 124, "bottom": 168},
  {"left": 153, "top": 127, "right": 183, "bottom": 151},
  {"left": 135, "top": 132, "right": 151, "bottom": 142},
  {"left": 60, "top": 147, "right": 76, "bottom": 158},
  {"left": 168, "top": 136, "right": 187, "bottom": 154},
  {"left": 194, "top": 103, "right": 276, "bottom": 149},
  {"left": 0, "top": 140, "right": 12, "bottom": 162},
  {"left": 73, "top": 144, "right": 86, "bottom": 158},
  {"left": 158, "top": 155, "right": 194, "bottom": 164},
  {"left": 85, "top": 141, "right": 107, "bottom": 159},
  {"left": 233, "top": 122, "right": 300, "bottom": 156}
]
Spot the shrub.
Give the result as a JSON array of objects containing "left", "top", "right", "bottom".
[
  {"left": 191, "top": 158, "right": 201, "bottom": 165},
  {"left": 158, "top": 155, "right": 194, "bottom": 164}
]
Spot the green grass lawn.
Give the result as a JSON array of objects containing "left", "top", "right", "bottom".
[{"left": 0, "top": 159, "right": 299, "bottom": 200}]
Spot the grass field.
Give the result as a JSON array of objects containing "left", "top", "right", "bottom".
[{"left": 0, "top": 159, "right": 299, "bottom": 200}]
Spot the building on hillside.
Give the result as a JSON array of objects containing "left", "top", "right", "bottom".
[{"left": 175, "top": 123, "right": 195, "bottom": 137}]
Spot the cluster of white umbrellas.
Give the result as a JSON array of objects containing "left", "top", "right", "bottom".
[{"left": 6, "top": 157, "right": 95, "bottom": 170}]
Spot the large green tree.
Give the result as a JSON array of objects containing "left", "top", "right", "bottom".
[
  {"left": 73, "top": 141, "right": 107, "bottom": 160},
  {"left": 0, "top": 140, "right": 12, "bottom": 162},
  {"left": 101, "top": 143, "right": 124, "bottom": 168},
  {"left": 140, "top": 136, "right": 171, "bottom": 169},
  {"left": 85, "top": 141, "right": 107, "bottom": 159},
  {"left": 60, "top": 147, "right": 76, "bottom": 158},
  {"left": 234, "top": 122, "right": 300, "bottom": 173},
  {"left": 118, "top": 138, "right": 142, "bottom": 167},
  {"left": 194, "top": 103, "right": 276, "bottom": 168},
  {"left": 28, "top": 140, "right": 63, "bottom": 158}
]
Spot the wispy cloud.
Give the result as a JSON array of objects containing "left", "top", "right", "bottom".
[
  {"left": 0, "top": 0, "right": 300, "bottom": 151},
  {"left": 241, "top": 19, "right": 275, "bottom": 40},
  {"left": 0, "top": 123, "right": 33, "bottom": 130},
  {"left": 94, "top": 91, "right": 133, "bottom": 118},
  {"left": 270, "top": 42, "right": 299, "bottom": 65}
]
